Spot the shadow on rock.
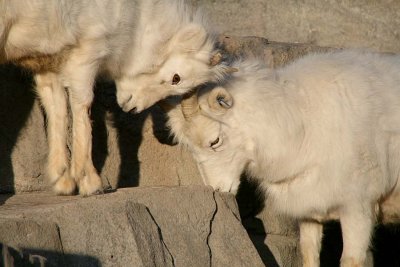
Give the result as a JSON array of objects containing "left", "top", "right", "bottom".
[
  {"left": 150, "top": 104, "right": 176, "bottom": 146},
  {"left": 0, "top": 65, "right": 35, "bottom": 198},
  {"left": 0, "top": 193, "right": 12, "bottom": 206},
  {"left": 92, "top": 79, "right": 177, "bottom": 189},
  {"left": 92, "top": 80, "right": 147, "bottom": 189},
  {"left": 1, "top": 243, "right": 101, "bottom": 267},
  {"left": 0, "top": 69, "right": 174, "bottom": 195},
  {"left": 236, "top": 177, "right": 279, "bottom": 267}
]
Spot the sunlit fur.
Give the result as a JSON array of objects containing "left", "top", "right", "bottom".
[
  {"left": 0, "top": 0, "right": 224, "bottom": 196},
  {"left": 166, "top": 51, "right": 400, "bottom": 267}
]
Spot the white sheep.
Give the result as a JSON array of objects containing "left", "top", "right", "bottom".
[
  {"left": 0, "top": 0, "right": 228, "bottom": 195},
  {"left": 164, "top": 51, "right": 400, "bottom": 266}
]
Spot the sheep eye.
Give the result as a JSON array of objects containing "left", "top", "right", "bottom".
[
  {"left": 217, "top": 96, "right": 231, "bottom": 108},
  {"left": 172, "top": 74, "right": 181, "bottom": 85},
  {"left": 210, "top": 137, "right": 221, "bottom": 148}
]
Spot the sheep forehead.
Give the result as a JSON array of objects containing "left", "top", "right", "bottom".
[
  {"left": 163, "top": 54, "right": 208, "bottom": 75},
  {"left": 130, "top": 53, "right": 210, "bottom": 87},
  {"left": 184, "top": 115, "right": 221, "bottom": 147}
]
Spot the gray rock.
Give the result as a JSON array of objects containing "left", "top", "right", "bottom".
[
  {"left": 0, "top": 220, "right": 63, "bottom": 267},
  {"left": 209, "top": 193, "right": 264, "bottom": 267},
  {"left": 0, "top": 66, "right": 48, "bottom": 193},
  {"left": 126, "top": 202, "right": 174, "bottom": 267},
  {"left": 0, "top": 186, "right": 265, "bottom": 267},
  {"left": 191, "top": 0, "right": 400, "bottom": 53}
]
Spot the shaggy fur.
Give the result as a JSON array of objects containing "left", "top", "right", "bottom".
[
  {"left": 0, "top": 0, "right": 226, "bottom": 195},
  {"left": 165, "top": 51, "right": 400, "bottom": 266}
]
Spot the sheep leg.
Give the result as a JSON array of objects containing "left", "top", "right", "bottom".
[
  {"left": 63, "top": 52, "right": 103, "bottom": 196},
  {"left": 340, "top": 206, "right": 374, "bottom": 267},
  {"left": 299, "top": 220, "right": 323, "bottom": 267},
  {"left": 35, "top": 72, "right": 76, "bottom": 195},
  {"left": 67, "top": 80, "right": 103, "bottom": 195}
]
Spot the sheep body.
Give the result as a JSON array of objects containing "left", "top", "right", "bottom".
[
  {"left": 166, "top": 50, "right": 400, "bottom": 266},
  {"left": 1, "top": 0, "right": 221, "bottom": 195}
]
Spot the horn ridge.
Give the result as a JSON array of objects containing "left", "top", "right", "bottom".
[{"left": 181, "top": 88, "right": 199, "bottom": 120}]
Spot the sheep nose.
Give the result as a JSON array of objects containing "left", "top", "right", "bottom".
[
  {"left": 120, "top": 95, "right": 134, "bottom": 112},
  {"left": 129, "top": 107, "right": 137, "bottom": 114}
]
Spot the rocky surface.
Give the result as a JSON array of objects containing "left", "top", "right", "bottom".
[
  {"left": 0, "top": 186, "right": 264, "bottom": 267},
  {"left": 192, "top": 0, "right": 400, "bottom": 54}
]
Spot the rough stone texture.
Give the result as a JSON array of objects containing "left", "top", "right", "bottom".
[
  {"left": 192, "top": 0, "right": 400, "bottom": 53},
  {"left": 217, "top": 36, "right": 335, "bottom": 68},
  {"left": 0, "top": 220, "right": 64, "bottom": 266},
  {"left": 0, "top": 67, "right": 48, "bottom": 193},
  {"left": 209, "top": 193, "right": 264, "bottom": 267},
  {"left": 126, "top": 202, "right": 174, "bottom": 267},
  {"left": 264, "top": 235, "right": 299, "bottom": 267},
  {"left": 0, "top": 186, "right": 264, "bottom": 267}
]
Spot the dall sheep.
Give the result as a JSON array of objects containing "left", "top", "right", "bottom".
[
  {"left": 0, "top": 0, "right": 228, "bottom": 195},
  {"left": 165, "top": 51, "right": 400, "bottom": 266}
]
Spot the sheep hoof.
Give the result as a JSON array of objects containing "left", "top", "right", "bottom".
[
  {"left": 103, "top": 185, "right": 117, "bottom": 194},
  {"left": 53, "top": 174, "right": 77, "bottom": 195},
  {"left": 78, "top": 173, "right": 103, "bottom": 196}
]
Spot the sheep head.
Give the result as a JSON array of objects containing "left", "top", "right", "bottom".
[
  {"left": 165, "top": 82, "right": 248, "bottom": 194},
  {"left": 115, "top": 24, "right": 233, "bottom": 114}
]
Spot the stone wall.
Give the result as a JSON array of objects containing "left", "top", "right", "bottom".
[
  {"left": 0, "top": 186, "right": 265, "bottom": 267},
  {"left": 191, "top": 0, "right": 400, "bottom": 53}
]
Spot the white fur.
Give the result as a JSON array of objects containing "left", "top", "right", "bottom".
[
  {"left": 1, "top": 0, "right": 222, "bottom": 195},
  {"left": 166, "top": 51, "right": 400, "bottom": 266}
]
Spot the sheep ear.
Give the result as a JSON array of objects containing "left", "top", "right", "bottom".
[
  {"left": 208, "top": 87, "right": 233, "bottom": 112},
  {"left": 174, "top": 24, "right": 207, "bottom": 52}
]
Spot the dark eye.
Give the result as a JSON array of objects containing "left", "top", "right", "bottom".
[
  {"left": 172, "top": 74, "right": 181, "bottom": 85},
  {"left": 210, "top": 137, "right": 220, "bottom": 148}
]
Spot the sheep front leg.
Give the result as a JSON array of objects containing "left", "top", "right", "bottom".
[
  {"left": 340, "top": 206, "right": 374, "bottom": 267},
  {"left": 35, "top": 72, "right": 76, "bottom": 195},
  {"left": 299, "top": 220, "right": 323, "bottom": 267},
  {"left": 65, "top": 66, "right": 103, "bottom": 196}
]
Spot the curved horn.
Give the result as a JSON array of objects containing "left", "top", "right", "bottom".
[
  {"left": 225, "top": 67, "right": 238, "bottom": 73},
  {"left": 181, "top": 88, "right": 199, "bottom": 120},
  {"left": 208, "top": 87, "right": 233, "bottom": 112}
]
